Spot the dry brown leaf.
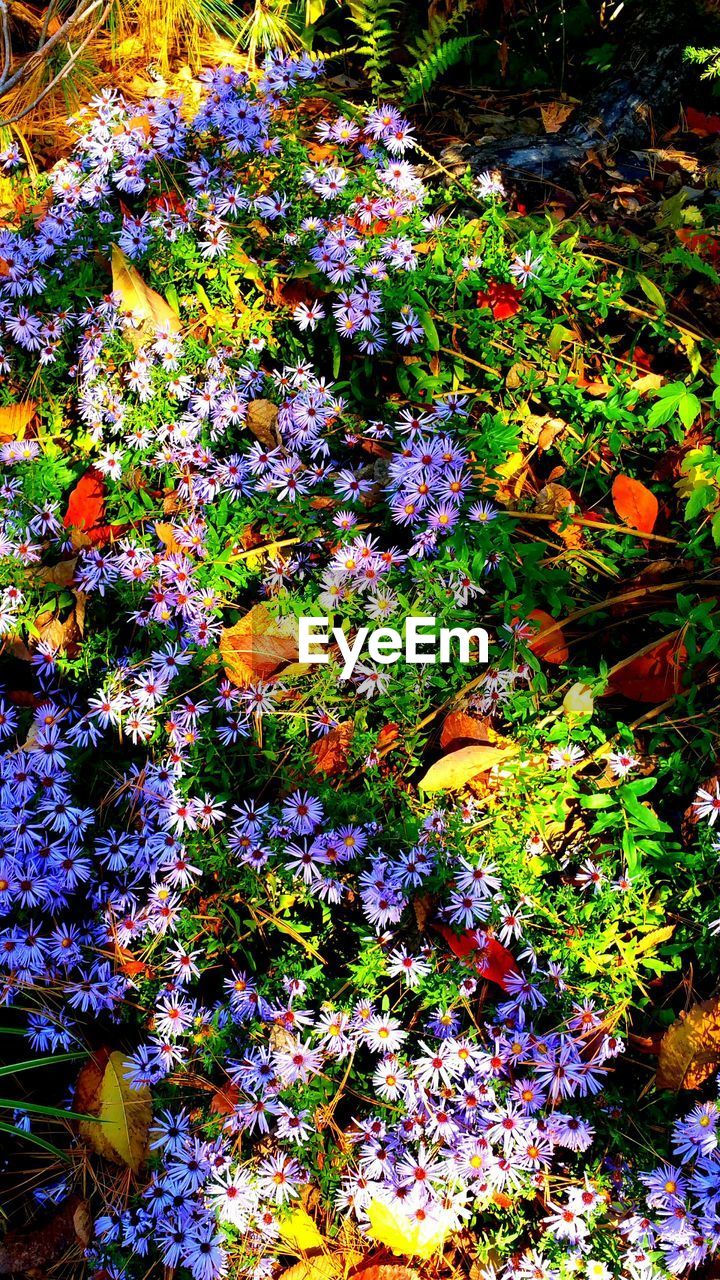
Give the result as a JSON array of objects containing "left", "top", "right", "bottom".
[
  {"left": 419, "top": 744, "right": 516, "bottom": 793},
  {"left": 540, "top": 100, "right": 575, "bottom": 133},
  {"left": 656, "top": 996, "right": 720, "bottom": 1091},
  {"left": 537, "top": 417, "right": 567, "bottom": 451},
  {"left": 0, "top": 1197, "right": 91, "bottom": 1275},
  {"left": 220, "top": 603, "right": 299, "bottom": 687},
  {"left": 111, "top": 245, "right": 181, "bottom": 348},
  {"left": 35, "top": 558, "right": 78, "bottom": 588},
  {"left": 534, "top": 482, "right": 575, "bottom": 518},
  {"left": 246, "top": 398, "right": 281, "bottom": 449},
  {"left": 412, "top": 890, "right": 437, "bottom": 934}
]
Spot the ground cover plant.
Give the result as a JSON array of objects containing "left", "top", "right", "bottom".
[{"left": 0, "top": 38, "right": 719, "bottom": 1280}]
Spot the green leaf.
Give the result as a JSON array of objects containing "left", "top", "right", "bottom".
[
  {"left": 685, "top": 483, "right": 716, "bottom": 520},
  {"left": 417, "top": 309, "right": 440, "bottom": 352},
  {"left": 647, "top": 394, "right": 680, "bottom": 428},
  {"left": 678, "top": 390, "right": 702, "bottom": 429},
  {"left": 581, "top": 793, "right": 614, "bottom": 809},
  {"left": 638, "top": 274, "right": 666, "bottom": 310}
]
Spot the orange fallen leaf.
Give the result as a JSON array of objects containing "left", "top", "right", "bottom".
[
  {"left": 310, "top": 720, "right": 354, "bottom": 777},
  {"left": 376, "top": 721, "right": 400, "bottom": 752},
  {"left": 527, "top": 609, "right": 569, "bottom": 664},
  {"left": 220, "top": 604, "right": 299, "bottom": 688},
  {"left": 63, "top": 468, "right": 106, "bottom": 532},
  {"left": 210, "top": 1082, "right": 239, "bottom": 1115},
  {"left": 611, "top": 474, "right": 659, "bottom": 534},
  {"left": 0, "top": 400, "right": 36, "bottom": 440},
  {"left": 607, "top": 636, "right": 687, "bottom": 703},
  {"left": 439, "top": 712, "right": 494, "bottom": 751},
  {"left": 155, "top": 521, "right": 183, "bottom": 554},
  {"left": 540, "top": 100, "right": 575, "bottom": 133},
  {"left": 656, "top": 996, "right": 720, "bottom": 1091}
]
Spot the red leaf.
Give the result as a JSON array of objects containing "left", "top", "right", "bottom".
[
  {"left": 684, "top": 105, "right": 720, "bottom": 136},
  {"left": 433, "top": 924, "right": 518, "bottom": 990},
  {"left": 376, "top": 721, "right": 400, "bottom": 751},
  {"left": 63, "top": 467, "right": 106, "bottom": 531},
  {"left": 210, "top": 1083, "right": 239, "bottom": 1115},
  {"left": 676, "top": 228, "right": 720, "bottom": 265},
  {"left": 79, "top": 523, "right": 126, "bottom": 546},
  {"left": 527, "top": 608, "right": 569, "bottom": 664},
  {"left": 611, "top": 474, "right": 658, "bottom": 534},
  {"left": 607, "top": 636, "right": 687, "bottom": 703},
  {"left": 476, "top": 280, "right": 522, "bottom": 321}
]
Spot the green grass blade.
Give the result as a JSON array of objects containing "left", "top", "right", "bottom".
[
  {"left": 0, "top": 1051, "right": 86, "bottom": 1078},
  {"left": 0, "top": 1119, "right": 69, "bottom": 1160},
  {"left": 0, "top": 1098, "right": 100, "bottom": 1122}
]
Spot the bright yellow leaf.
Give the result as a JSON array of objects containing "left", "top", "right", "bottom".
[
  {"left": 111, "top": 246, "right": 181, "bottom": 348},
  {"left": 279, "top": 1208, "right": 326, "bottom": 1254},
  {"left": 366, "top": 1197, "right": 453, "bottom": 1259},
  {"left": 419, "top": 744, "right": 516, "bottom": 793}
]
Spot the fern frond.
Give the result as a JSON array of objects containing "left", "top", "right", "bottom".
[
  {"left": 685, "top": 46, "right": 720, "bottom": 80},
  {"left": 401, "top": 33, "right": 477, "bottom": 105},
  {"left": 407, "top": 0, "right": 471, "bottom": 63},
  {"left": 347, "top": 0, "right": 398, "bottom": 97}
]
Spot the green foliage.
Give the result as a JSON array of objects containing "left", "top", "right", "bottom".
[
  {"left": 401, "top": 33, "right": 478, "bottom": 105},
  {"left": 346, "top": 0, "right": 398, "bottom": 95},
  {"left": 685, "top": 44, "right": 720, "bottom": 79}
]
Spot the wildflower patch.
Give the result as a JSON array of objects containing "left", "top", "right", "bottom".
[{"left": 0, "top": 42, "right": 718, "bottom": 1280}]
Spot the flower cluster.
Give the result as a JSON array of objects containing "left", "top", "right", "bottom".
[
  {"left": 632, "top": 1097, "right": 720, "bottom": 1274},
  {"left": 0, "top": 41, "right": 716, "bottom": 1280}
]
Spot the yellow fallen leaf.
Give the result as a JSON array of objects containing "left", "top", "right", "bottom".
[
  {"left": 366, "top": 1197, "right": 453, "bottom": 1259},
  {"left": 494, "top": 450, "right": 524, "bottom": 480},
  {"left": 77, "top": 1050, "right": 151, "bottom": 1173},
  {"left": 419, "top": 744, "right": 516, "bottom": 793},
  {"left": 279, "top": 1207, "right": 326, "bottom": 1254},
  {"left": 0, "top": 400, "right": 36, "bottom": 440},
  {"left": 656, "top": 996, "right": 720, "bottom": 1091},
  {"left": 220, "top": 603, "right": 299, "bottom": 687},
  {"left": 111, "top": 245, "right": 181, "bottom": 348},
  {"left": 563, "top": 682, "right": 594, "bottom": 719},
  {"left": 279, "top": 1261, "right": 341, "bottom": 1280}
]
